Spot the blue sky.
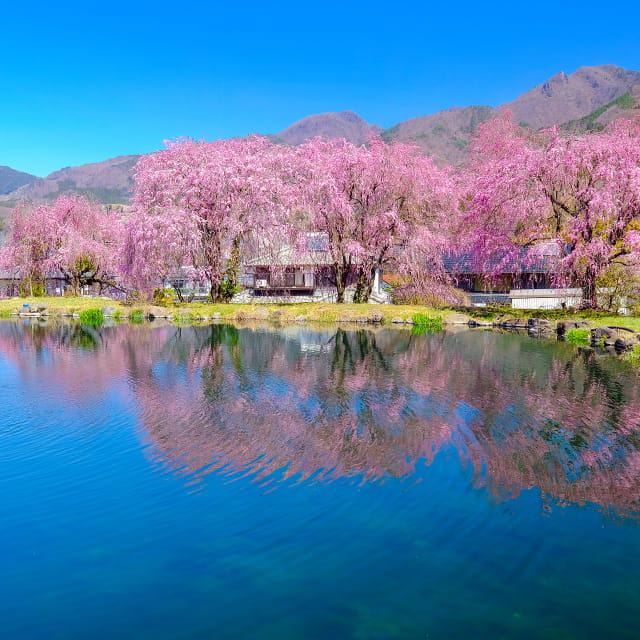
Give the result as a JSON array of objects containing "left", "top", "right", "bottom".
[{"left": 1, "top": 0, "right": 639, "bottom": 176}]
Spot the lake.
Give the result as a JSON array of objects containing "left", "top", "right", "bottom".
[{"left": 1, "top": 320, "right": 639, "bottom": 639}]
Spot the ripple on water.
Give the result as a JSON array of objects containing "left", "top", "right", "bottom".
[{"left": 2, "top": 322, "right": 640, "bottom": 639}]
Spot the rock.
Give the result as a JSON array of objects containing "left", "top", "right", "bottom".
[
  {"left": 367, "top": 310, "right": 384, "bottom": 323},
  {"left": 527, "top": 318, "right": 555, "bottom": 335},
  {"left": 591, "top": 325, "right": 638, "bottom": 347},
  {"left": 101, "top": 305, "right": 115, "bottom": 317},
  {"left": 527, "top": 318, "right": 552, "bottom": 328},
  {"left": 494, "top": 316, "right": 529, "bottom": 328},
  {"left": 146, "top": 306, "right": 169, "bottom": 319},
  {"left": 295, "top": 315, "right": 307, "bottom": 324},
  {"left": 614, "top": 336, "right": 640, "bottom": 350},
  {"left": 468, "top": 318, "right": 492, "bottom": 327},
  {"left": 212, "top": 312, "right": 221, "bottom": 319},
  {"left": 557, "top": 320, "right": 592, "bottom": 334},
  {"left": 252, "top": 306, "right": 270, "bottom": 320},
  {"left": 444, "top": 312, "right": 472, "bottom": 324},
  {"left": 36, "top": 304, "right": 49, "bottom": 314},
  {"left": 391, "top": 317, "right": 404, "bottom": 324}
]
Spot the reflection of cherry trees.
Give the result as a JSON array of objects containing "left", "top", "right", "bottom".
[{"left": 2, "top": 321, "right": 640, "bottom": 516}]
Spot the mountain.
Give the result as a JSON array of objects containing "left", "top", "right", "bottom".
[
  {"left": 271, "top": 110, "right": 381, "bottom": 145},
  {"left": 2, "top": 155, "right": 140, "bottom": 205},
  {"left": 504, "top": 65, "right": 640, "bottom": 129},
  {"left": 381, "top": 64, "right": 640, "bottom": 164},
  {"left": 0, "top": 166, "right": 38, "bottom": 195},
  {"left": 561, "top": 83, "right": 640, "bottom": 133},
  {"left": 2, "top": 64, "right": 639, "bottom": 205},
  {"left": 381, "top": 105, "right": 494, "bottom": 165}
]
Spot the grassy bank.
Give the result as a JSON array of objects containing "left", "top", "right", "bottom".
[{"left": 1, "top": 296, "right": 639, "bottom": 330}]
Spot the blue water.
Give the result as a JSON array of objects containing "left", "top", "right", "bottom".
[{"left": 1, "top": 321, "right": 640, "bottom": 639}]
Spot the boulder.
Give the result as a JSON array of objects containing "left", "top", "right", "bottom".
[
  {"left": 591, "top": 326, "right": 638, "bottom": 347},
  {"left": 468, "top": 318, "right": 492, "bottom": 327},
  {"left": 557, "top": 320, "right": 592, "bottom": 334},
  {"left": 101, "top": 305, "right": 115, "bottom": 317},
  {"left": 527, "top": 318, "right": 555, "bottom": 335},
  {"left": 495, "top": 316, "right": 529, "bottom": 328},
  {"left": 443, "top": 312, "right": 472, "bottom": 325},
  {"left": 146, "top": 306, "right": 169, "bottom": 319},
  {"left": 252, "top": 306, "right": 270, "bottom": 320}
]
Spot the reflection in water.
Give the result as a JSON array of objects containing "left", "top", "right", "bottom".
[{"left": 1, "top": 320, "right": 640, "bottom": 517}]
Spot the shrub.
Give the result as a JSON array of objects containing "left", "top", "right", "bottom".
[
  {"left": 129, "top": 309, "right": 144, "bottom": 324},
  {"left": 566, "top": 328, "right": 590, "bottom": 345},
  {"left": 173, "top": 312, "right": 196, "bottom": 323},
  {"left": 412, "top": 313, "right": 443, "bottom": 332},
  {"left": 623, "top": 344, "right": 640, "bottom": 367},
  {"left": 19, "top": 281, "right": 46, "bottom": 297},
  {"left": 79, "top": 309, "right": 104, "bottom": 326},
  {"left": 153, "top": 287, "right": 177, "bottom": 305}
]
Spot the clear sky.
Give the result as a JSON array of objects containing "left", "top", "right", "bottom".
[{"left": 1, "top": 0, "right": 639, "bottom": 176}]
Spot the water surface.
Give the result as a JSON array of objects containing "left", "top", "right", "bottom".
[{"left": 1, "top": 321, "right": 639, "bottom": 639}]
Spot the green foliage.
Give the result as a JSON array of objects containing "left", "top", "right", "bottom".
[
  {"left": 622, "top": 344, "right": 640, "bottom": 367},
  {"left": 615, "top": 92, "right": 636, "bottom": 110},
  {"left": 78, "top": 308, "right": 104, "bottom": 326},
  {"left": 380, "top": 125, "right": 400, "bottom": 143},
  {"left": 566, "top": 328, "right": 590, "bottom": 345},
  {"left": 459, "top": 106, "right": 494, "bottom": 135},
  {"left": 452, "top": 137, "right": 468, "bottom": 150},
  {"left": 412, "top": 313, "right": 443, "bottom": 333},
  {"left": 74, "top": 254, "right": 96, "bottom": 274},
  {"left": 19, "top": 281, "right": 46, "bottom": 297},
  {"left": 219, "top": 278, "right": 242, "bottom": 302},
  {"left": 153, "top": 287, "right": 177, "bottom": 305},
  {"left": 129, "top": 310, "right": 144, "bottom": 324},
  {"left": 173, "top": 312, "right": 196, "bottom": 323},
  {"left": 562, "top": 92, "right": 637, "bottom": 133},
  {"left": 431, "top": 124, "right": 446, "bottom": 135}
]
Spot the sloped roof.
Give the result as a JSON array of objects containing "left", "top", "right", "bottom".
[{"left": 444, "top": 244, "right": 560, "bottom": 275}]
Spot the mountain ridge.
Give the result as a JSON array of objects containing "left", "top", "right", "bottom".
[{"left": 2, "top": 64, "right": 639, "bottom": 205}]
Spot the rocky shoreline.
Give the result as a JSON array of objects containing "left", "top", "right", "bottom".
[{"left": 10, "top": 302, "right": 640, "bottom": 352}]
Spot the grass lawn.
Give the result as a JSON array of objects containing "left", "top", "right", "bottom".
[{"left": 1, "top": 295, "right": 640, "bottom": 330}]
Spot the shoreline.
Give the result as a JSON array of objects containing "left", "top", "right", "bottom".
[
  {"left": 1, "top": 295, "right": 639, "bottom": 329},
  {"left": 3, "top": 296, "right": 640, "bottom": 358}
]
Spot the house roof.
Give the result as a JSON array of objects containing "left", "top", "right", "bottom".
[
  {"left": 443, "top": 244, "right": 560, "bottom": 275},
  {"left": 244, "top": 232, "right": 332, "bottom": 267}
]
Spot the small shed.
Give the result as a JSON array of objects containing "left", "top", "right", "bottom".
[{"left": 510, "top": 288, "right": 582, "bottom": 310}]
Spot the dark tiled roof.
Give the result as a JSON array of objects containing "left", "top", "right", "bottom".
[{"left": 443, "top": 246, "right": 559, "bottom": 275}]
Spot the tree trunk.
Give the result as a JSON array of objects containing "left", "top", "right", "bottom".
[
  {"left": 353, "top": 268, "right": 369, "bottom": 303},
  {"left": 210, "top": 281, "right": 223, "bottom": 304},
  {"left": 70, "top": 274, "right": 81, "bottom": 297},
  {"left": 335, "top": 277, "right": 345, "bottom": 303},
  {"left": 353, "top": 267, "right": 376, "bottom": 303},
  {"left": 580, "top": 268, "right": 599, "bottom": 309}
]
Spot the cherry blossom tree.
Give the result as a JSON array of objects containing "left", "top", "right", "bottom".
[
  {"left": 461, "top": 112, "right": 640, "bottom": 308},
  {"left": 1, "top": 195, "right": 124, "bottom": 296},
  {"left": 126, "top": 136, "right": 297, "bottom": 301},
  {"left": 294, "top": 137, "right": 457, "bottom": 303}
]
